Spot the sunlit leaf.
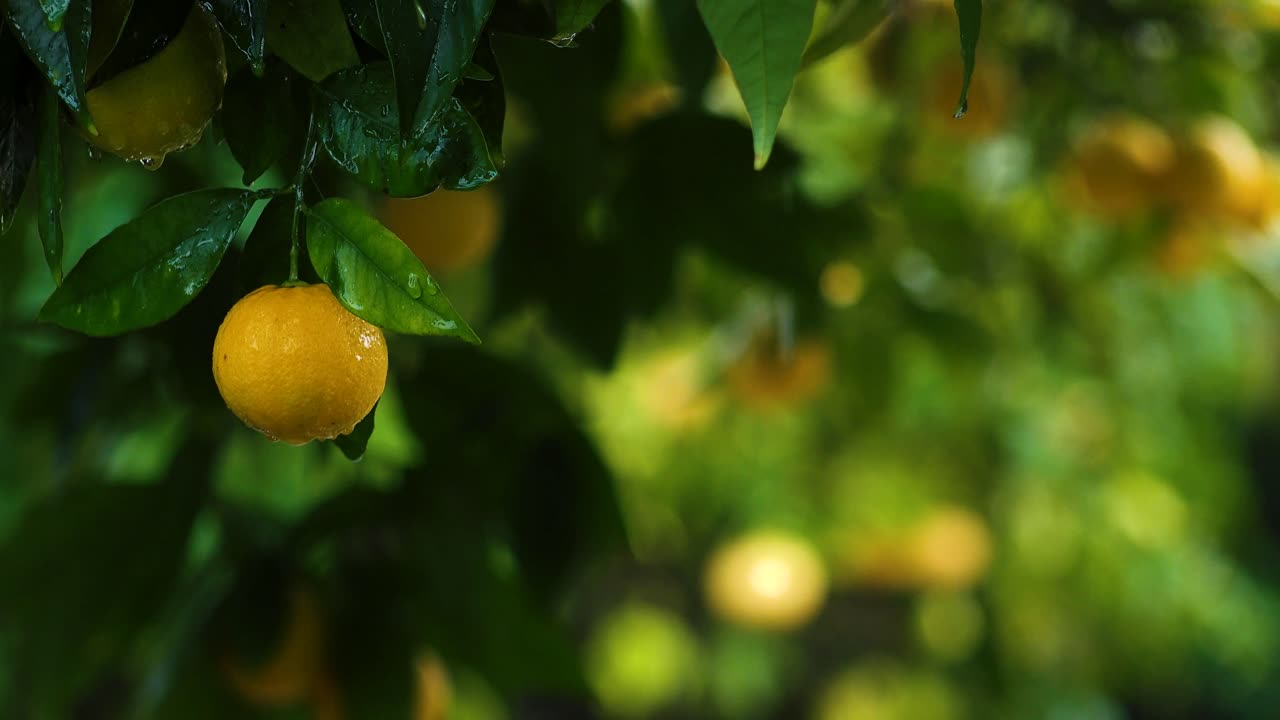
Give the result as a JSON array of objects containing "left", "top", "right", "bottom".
[
  {"left": 696, "top": 0, "right": 817, "bottom": 168},
  {"left": 801, "top": 0, "right": 887, "bottom": 68},
  {"left": 39, "top": 188, "right": 263, "bottom": 335},
  {"left": 306, "top": 197, "right": 480, "bottom": 341}
]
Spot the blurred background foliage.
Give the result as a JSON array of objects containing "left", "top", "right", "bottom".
[{"left": 7, "top": 0, "right": 1280, "bottom": 718}]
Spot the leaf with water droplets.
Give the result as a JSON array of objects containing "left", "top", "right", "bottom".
[
  {"left": 39, "top": 188, "right": 261, "bottom": 335},
  {"left": 953, "top": 0, "right": 982, "bottom": 118},
  {"left": 0, "top": 41, "right": 40, "bottom": 236},
  {"left": 4, "top": 0, "right": 94, "bottom": 131},
  {"left": 37, "top": 86, "right": 63, "bottom": 284},
  {"left": 38, "top": 0, "right": 69, "bottom": 29},
  {"left": 313, "top": 61, "right": 499, "bottom": 197},
  {"left": 306, "top": 197, "right": 479, "bottom": 342},
  {"left": 343, "top": 0, "right": 495, "bottom": 133},
  {"left": 201, "top": 0, "right": 268, "bottom": 74},
  {"left": 696, "top": 0, "right": 817, "bottom": 169}
]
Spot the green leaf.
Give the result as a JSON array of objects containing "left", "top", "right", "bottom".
[
  {"left": 201, "top": 0, "right": 267, "bottom": 74},
  {"left": 313, "top": 62, "right": 499, "bottom": 197},
  {"left": 0, "top": 41, "right": 39, "bottom": 236},
  {"left": 554, "top": 0, "right": 609, "bottom": 39},
  {"left": 4, "top": 0, "right": 94, "bottom": 131},
  {"left": 953, "top": 0, "right": 982, "bottom": 117},
  {"left": 265, "top": 0, "right": 359, "bottom": 82},
  {"left": 334, "top": 399, "right": 377, "bottom": 461},
  {"left": 306, "top": 197, "right": 480, "bottom": 341},
  {"left": 346, "top": 0, "right": 495, "bottom": 135},
  {"left": 801, "top": 0, "right": 886, "bottom": 68},
  {"left": 655, "top": 0, "right": 717, "bottom": 99},
  {"left": 221, "top": 60, "right": 296, "bottom": 185},
  {"left": 86, "top": 0, "right": 133, "bottom": 78},
  {"left": 38, "top": 0, "right": 67, "bottom": 28},
  {"left": 39, "top": 188, "right": 262, "bottom": 335},
  {"left": 696, "top": 0, "right": 817, "bottom": 169},
  {"left": 88, "top": 0, "right": 187, "bottom": 85},
  {"left": 36, "top": 86, "right": 62, "bottom": 284}
]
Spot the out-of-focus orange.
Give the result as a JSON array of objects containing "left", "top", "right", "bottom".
[
  {"left": 1063, "top": 115, "right": 1175, "bottom": 220},
  {"left": 726, "top": 334, "right": 832, "bottom": 410},
  {"left": 223, "top": 587, "right": 327, "bottom": 707},
  {"left": 1165, "top": 116, "right": 1267, "bottom": 226},
  {"left": 607, "top": 82, "right": 682, "bottom": 134},
  {"left": 704, "top": 530, "right": 829, "bottom": 631},
  {"left": 839, "top": 506, "right": 993, "bottom": 590},
  {"left": 381, "top": 186, "right": 501, "bottom": 274}
]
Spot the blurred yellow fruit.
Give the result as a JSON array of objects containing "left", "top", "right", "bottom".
[
  {"left": 382, "top": 186, "right": 501, "bottom": 274},
  {"left": 815, "top": 663, "right": 960, "bottom": 720},
  {"left": 212, "top": 284, "right": 388, "bottom": 445},
  {"left": 1166, "top": 116, "right": 1267, "bottom": 225},
  {"left": 820, "top": 261, "right": 866, "bottom": 307},
  {"left": 840, "top": 506, "right": 992, "bottom": 590},
  {"left": 415, "top": 654, "right": 452, "bottom": 720},
  {"left": 704, "top": 531, "right": 829, "bottom": 631},
  {"left": 587, "top": 603, "right": 700, "bottom": 717},
  {"left": 224, "top": 588, "right": 327, "bottom": 706},
  {"left": 1063, "top": 115, "right": 1175, "bottom": 220},
  {"left": 638, "top": 349, "right": 720, "bottom": 431},
  {"left": 85, "top": 5, "right": 226, "bottom": 165},
  {"left": 726, "top": 335, "right": 832, "bottom": 410},
  {"left": 608, "top": 82, "right": 682, "bottom": 134},
  {"left": 922, "top": 56, "right": 1014, "bottom": 139},
  {"left": 908, "top": 507, "right": 993, "bottom": 589}
]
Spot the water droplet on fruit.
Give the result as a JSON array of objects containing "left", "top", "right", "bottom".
[{"left": 139, "top": 155, "right": 165, "bottom": 171}]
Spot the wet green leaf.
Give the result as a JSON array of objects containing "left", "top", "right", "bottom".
[
  {"left": 0, "top": 40, "right": 39, "bottom": 236},
  {"left": 554, "top": 0, "right": 608, "bottom": 39},
  {"left": 346, "top": 0, "right": 495, "bottom": 135},
  {"left": 36, "top": 87, "right": 62, "bottom": 284},
  {"left": 953, "top": 0, "right": 982, "bottom": 117},
  {"left": 221, "top": 60, "right": 296, "bottom": 185},
  {"left": 313, "top": 62, "right": 499, "bottom": 197},
  {"left": 39, "top": 188, "right": 262, "bottom": 335},
  {"left": 201, "top": 0, "right": 267, "bottom": 73},
  {"left": 266, "top": 0, "right": 359, "bottom": 82},
  {"left": 3, "top": 0, "right": 94, "bottom": 130},
  {"left": 696, "top": 0, "right": 817, "bottom": 169},
  {"left": 306, "top": 197, "right": 479, "bottom": 341},
  {"left": 334, "top": 399, "right": 377, "bottom": 461},
  {"left": 37, "top": 0, "right": 67, "bottom": 28},
  {"left": 801, "top": 0, "right": 887, "bottom": 68},
  {"left": 85, "top": 0, "right": 133, "bottom": 77}
]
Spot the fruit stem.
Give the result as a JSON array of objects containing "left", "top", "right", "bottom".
[{"left": 289, "top": 113, "right": 319, "bottom": 283}]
